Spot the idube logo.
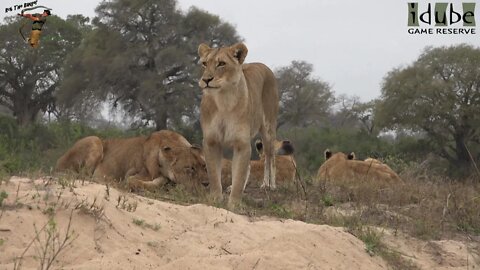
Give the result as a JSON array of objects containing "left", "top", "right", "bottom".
[{"left": 407, "top": 2, "right": 476, "bottom": 35}]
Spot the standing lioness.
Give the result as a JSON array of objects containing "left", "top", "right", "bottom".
[{"left": 198, "top": 43, "right": 279, "bottom": 207}]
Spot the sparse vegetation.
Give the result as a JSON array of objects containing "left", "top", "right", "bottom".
[
  {"left": 13, "top": 211, "right": 77, "bottom": 270},
  {"left": 124, "top": 167, "right": 477, "bottom": 269},
  {"left": 75, "top": 197, "right": 106, "bottom": 222},
  {"left": 352, "top": 226, "right": 384, "bottom": 256},
  {"left": 132, "top": 218, "right": 145, "bottom": 226},
  {"left": 269, "top": 203, "right": 293, "bottom": 219},
  {"left": 116, "top": 195, "right": 138, "bottom": 212},
  {"left": 132, "top": 218, "right": 161, "bottom": 231},
  {"left": 321, "top": 193, "right": 334, "bottom": 207},
  {"left": 0, "top": 190, "right": 7, "bottom": 207},
  {"left": 147, "top": 241, "right": 159, "bottom": 248},
  {"left": 1, "top": 158, "right": 478, "bottom": 269},
  {"left": 346, "top": 223, "right": 419, "bottom": 269}
]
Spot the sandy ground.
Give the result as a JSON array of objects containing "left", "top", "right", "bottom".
[
  {"left": 0, "top": 177, "right": 477, "bottom": 270},
  {"left": 382, "top": 229, "right": 479, "bottom": 270}
]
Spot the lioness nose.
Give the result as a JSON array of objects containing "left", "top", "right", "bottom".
[{"left": 202, "top": 77, "right": 213, "bottom": 84}]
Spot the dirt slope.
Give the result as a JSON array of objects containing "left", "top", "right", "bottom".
[{"left": 0, "top": 177, "right": 477, "bottom": 269}]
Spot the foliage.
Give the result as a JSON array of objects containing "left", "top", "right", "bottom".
[
  {"left": 376, "top": 44, "right": 480, "bottom": 173},
  {"left": 334, "top": 95, "right": 377, "bottom": 135},
  {"left": 0, "top": 190, "right": 7, "bottom": 207},
  {"left": 276, "top": 60, "right": 335, "bottom": 129},
  {"left": 58, "top": 0, "right": 241, "bottom": 131},
  {"left": 0, "top": 115, "right": 142, "bottom": 174},
  {"left": 132, "top": 218, "right": 161, "bottom": 231},
  {"left": 0, "top": 15, "right": 85, "bottom": 126}
]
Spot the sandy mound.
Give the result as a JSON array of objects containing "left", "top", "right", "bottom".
[
  {"left": 382, "top": 229, "right": 479, "bottom": 270},
  {"left": 0, "top": 177, "right": 387, "bottom": 269},
  {"left": 0, "top": 177, "right": 478, "bottom": 269}
]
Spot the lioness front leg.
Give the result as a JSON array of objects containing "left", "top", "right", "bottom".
[
  {"left": 127, "top": 175, "right": 169, "bottom": 192},
  {"left": 203, "top": 139, "right": 223, "bottom": 202},
  {"left": 229, "top": 140, "right": 252, "bottom": 207}
]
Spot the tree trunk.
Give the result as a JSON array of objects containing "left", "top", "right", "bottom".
[
  {"left": 454, "top": 132, "right": 472, "bottom": 174},
  {"left": 13, "top": 89, "right": 39, "bottom": 127},
  {"left": 154, "top": 110, "right": 168, "bottom": 131},
  {"left": 15, "top": 105, "right": 39, "bottom": 127}
]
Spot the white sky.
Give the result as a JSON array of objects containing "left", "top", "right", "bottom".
[{"left": 2, "top": 0, "right": 479, "bottom": 101}]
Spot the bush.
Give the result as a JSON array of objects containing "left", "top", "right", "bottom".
[{"left": 0, "top": 117, "right": 133, "bottom": 174}]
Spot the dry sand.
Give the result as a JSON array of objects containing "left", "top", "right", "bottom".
[{"left": 0, "top": 177, "right": 477, "bottom": 269}]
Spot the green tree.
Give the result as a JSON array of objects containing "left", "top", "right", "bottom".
[
  {"left": 376, "top": 44, "right": 480, "bottom": 171},
  {"left": 58, "top": 0, "right": 241, "bottom": 130},
  {"left": 334, "top": 94, "right": 377, "bottom": 135},
  {"left": 0, "top": 15, "right": 84, "bottom": 126},
  {"left": 275, "top": 61, "right": 334, "bottom": 129}
]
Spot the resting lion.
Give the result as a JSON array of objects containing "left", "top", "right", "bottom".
[
  {"left": 55, "top": 136, "right": 103, "bottom": 176},
  {"left": 364, "top": 157, "right": 396, "bottom": 172},
  {"left": 198, "top": 42, "right": 279, "bottom": 207},
  {"left": 56, "top": 131, "right": 208, "bottom": 191},
  {"left": 222, "top": 139, "right": 296, "bottom": 189},
  {"left": 316, "top": 149, "right": 402, "bottom": 183}
]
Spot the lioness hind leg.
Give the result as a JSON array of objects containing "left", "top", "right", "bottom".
[
  {"left": 260, "top": 126, "right": 276, "bottom": 189},
  {"left": 84, "top": 151, "right": 103, "bottom": 176}
]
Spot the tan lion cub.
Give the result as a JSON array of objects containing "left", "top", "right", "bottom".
[{"left": 198, "top": 43, "right": 279, "bottom": 207}]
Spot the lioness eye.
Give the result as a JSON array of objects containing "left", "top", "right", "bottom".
[
  {"left": 201, "top": 61, "right": 207, "bottom": 67},
  {"left": 217, "top": 61, "right": 226, "bottom": 67}
]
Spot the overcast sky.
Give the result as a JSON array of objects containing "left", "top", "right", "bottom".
[{"left": 2, "top": 0, "right": 478, "bottom": 101}]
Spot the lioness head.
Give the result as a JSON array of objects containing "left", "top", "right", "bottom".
[
  {"left": 324, "top": 149, "right": 355, "bottom": 161},
  {"left": 197, "top": 43, "right": 248, "bottom": 90},
  {"left": 160, "top": 145, "right": 208, "bottom": 190},
  {"left": 255, "top": 139, "right": 295, "bottom": 159}
]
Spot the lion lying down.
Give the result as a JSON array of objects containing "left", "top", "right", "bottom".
[
  {"left": 316, "top": 150, "right": 402, "bottom": 183},
  {"left": 221, "top": 139, "right": 297, "bottom": 189},
  {"left": 55, "top": 130, "right": 208, "bottom": 191},
  {"left": 55, "top": 136, "right": 104, "bottom": 176}
]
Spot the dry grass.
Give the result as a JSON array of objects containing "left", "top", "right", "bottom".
[
  {"left": 127, "top": 168, "right": 479, "bottom": 269},
  {"left": 8, "top": 167, "right": 478, "bottom": 269},
  {"left": 132, "top": 218, "right": 161, "bottom": 231},
  {"left": 130, "top": 170, "right": 480, "bottom": 241}
]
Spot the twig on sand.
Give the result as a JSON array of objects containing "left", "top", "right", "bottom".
[
  {"left": 252, "top": 258, "right": 261, "bottom": 269},
  {"left": 221, "top": 247, "right": 232, "bottom": 255},
  {"left": 13, "top": 222, "right": 49, "bottom": 270}
]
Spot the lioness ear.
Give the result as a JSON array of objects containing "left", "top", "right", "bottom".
[
  {"left": 255, "top": 139, "right": 263, "bottom": 154},
  {"left": 278, "top": 140, "right": 294, "bottom": 155},
  {"left": 198, "top": 43, "right": 211, "bottom": 58},
  {"left": 324, "top": 149, "right": 332, "bottom": 160},
  {"left": 191, "top": 144, "right": 202, "bottom": 150},
  {"left": 347, "top": 152, "right": 356, "bottom": 160},
  {"left": 230, "top": 43, "right": 248, "bottom": 64}
]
